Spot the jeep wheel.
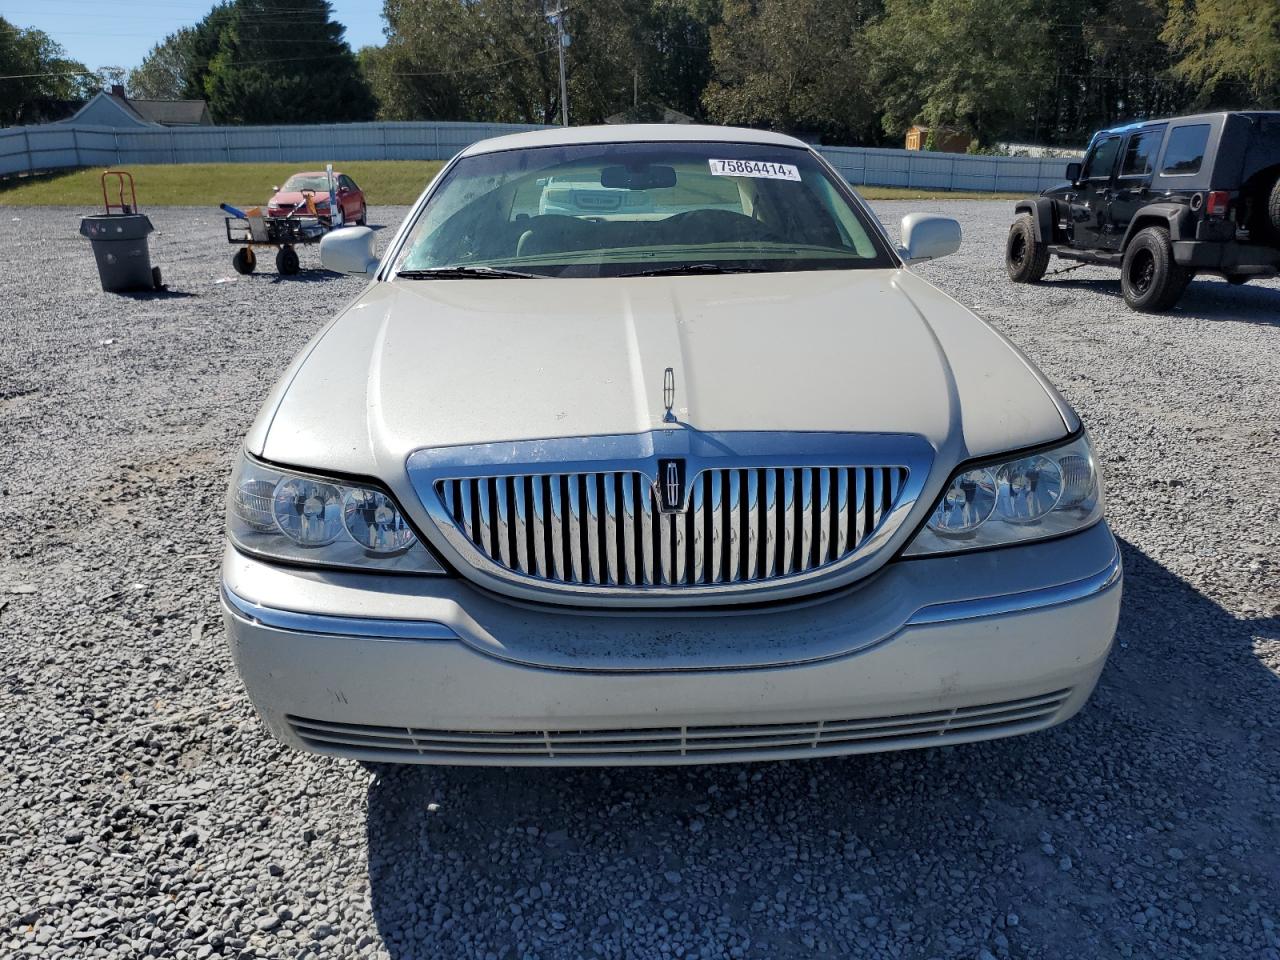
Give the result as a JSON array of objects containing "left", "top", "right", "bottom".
[
  {"left": 1005, "top": 215, "right": 1049, "bottom": 283},
  {"left": 1121, "top": 226, "right": 1190, "bottom": 312}
]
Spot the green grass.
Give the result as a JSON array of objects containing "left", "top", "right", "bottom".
[
  {"left": 0, "top": 160, "right": 1024, "bottom": 206},
  {"left": 0, "top": 161, "right": 447, "bottom": 207}
]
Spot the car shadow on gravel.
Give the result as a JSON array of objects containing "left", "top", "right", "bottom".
[
  {"left": 266, "top": 271, "right": 344, "bottom": 285},
  {"left": 1045, "top": 276, "right": 1280, "bottom": 324},
  {"left": 362, "top": 537, "right": 1279, "bottom": 959}
]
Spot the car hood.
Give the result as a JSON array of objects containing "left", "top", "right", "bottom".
[{"left": 249, "top": 269, "right": 1074, "bottom": 483}]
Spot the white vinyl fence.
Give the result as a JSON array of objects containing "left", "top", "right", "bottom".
[{"left": 0, "top": 120, "right": 1071, "bottom": 193}]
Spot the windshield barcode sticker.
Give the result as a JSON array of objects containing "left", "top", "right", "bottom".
[{"left": 708, "top": 159, "right": 801, "bottom": 181}]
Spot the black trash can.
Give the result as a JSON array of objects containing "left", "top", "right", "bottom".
[{"left": 79, "top": 214, "right": 159, "bottom": 292}]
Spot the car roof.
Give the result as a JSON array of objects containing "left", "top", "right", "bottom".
[
  {"left": 1094, "top": 111, "right": 1280, "bottom": 139},
  {"left": 285, "top": 171, "right": 342, "bottom": 178},
  {"left": 459, "top": 124, "right": 811, "bottom": 157}
]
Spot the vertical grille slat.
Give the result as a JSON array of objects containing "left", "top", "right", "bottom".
[
  {"left": 763, "top": 469, "right": 778, "bottom": 578},
  {"left": 727, "top": 470, "right": 742, "bottom": 583},
  {"left": 853, "top": 468, "right": 868, "bottom": 548},
  {"left": 817, "top": 467, "right": 833, "bottom": 566},
  {"left": 835, "top": 469, "right": 850, "bottom": 557},
  {"left": 476, "top": 479, "right": 493, "bottom": 560},
  {"left": 548, "top": 475, "right": 565, "bottom": 581},
  {"left": 800, "top": 468, "right": 815, "bottom": 572},
  {"left": 689, "top": 472, "right": 706, "bottom": 584},
  {"left": 434, "top": 462, "right": 908, "bottom": 591},
  {"left": 565, "top": 474, "right": 583, "bottom": 583},
  {"left": 778, "top": 471, "right": 788, "bottom": 576},
  {"left": 708, "top": 471, "right": 724, "bottom": 583},
  {"left": 583, "top": 473, "right": 601, "bottom": 585},
  {"left": 512, "top": 476, "right": 530, "bottom": 575},
  {"left": 870, "top": 467, "right": 885, "bottom": 535},
  {"left": 529, "top": 475, "right": 547, "bottom": 579},
  {"left": 638, "top": 474, "right": 655, "bottom": 586},
  {"left": 613, "top": 473, "right": 630, "bottom": 586},
  {"left": 744, "top": 469, "right": 760, "bottom": 581}
]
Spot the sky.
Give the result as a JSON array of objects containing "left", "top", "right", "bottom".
[{"left": 0, "top": 0, "right": 387, "bottom": 73}]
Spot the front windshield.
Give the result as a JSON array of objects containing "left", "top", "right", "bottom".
[
  {"left": 283, "top": 175, "right": 330, "bottom": 192},
  {"left": 393, "top": 141, "right": 894, "bottom": 278}
]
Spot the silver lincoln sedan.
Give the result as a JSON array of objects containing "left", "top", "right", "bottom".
[{"left": 220, "top": 125, "right": 1121, "bottom": 765}]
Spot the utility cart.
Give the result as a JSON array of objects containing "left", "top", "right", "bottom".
[{"left": 223, "top": 207, "right": 328, "bottom": 276}]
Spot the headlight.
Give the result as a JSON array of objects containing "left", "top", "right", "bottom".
[
  {"left": 226, "top": 453, "right": 445, "bottom": 573},
  {"left": 904, "top": 432, "right": 1103, "bottom": 556}
]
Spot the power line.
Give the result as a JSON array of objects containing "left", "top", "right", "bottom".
[{"left": 0, "top": 45, "right": 557, "bottom": 83}]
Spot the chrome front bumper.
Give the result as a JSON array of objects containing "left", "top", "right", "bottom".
[{"left": 221, "top": 522, "right": 1122, "bottom": 766}]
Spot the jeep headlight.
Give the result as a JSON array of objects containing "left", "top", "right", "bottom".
[
  {"left": 904, "top": 432, "right": 1103, "bottom": 555},
  {"left": 226, "top": 453, "right": 445, "bottom": 573}
]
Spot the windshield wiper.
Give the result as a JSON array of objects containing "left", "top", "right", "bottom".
[
  {"left": 397, "top": 266, "right": 543, "bottom": 279},
  {"left": 619, "top": 263, "right": 771, "bottom": 278}
]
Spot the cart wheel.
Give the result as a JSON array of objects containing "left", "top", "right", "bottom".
[
  {"left": 233, "top": 248, "right": 256, "bottom": 275},
  {"left": 276, "top": 246, "right": 300, "bottom": 276},
  {"left": 151, "top": 266, "right": 164, "bottom": 290}
]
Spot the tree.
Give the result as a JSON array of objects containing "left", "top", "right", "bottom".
[
  {"left": 129, "top": 30, "right": 198, "bottom": 100},
  {"left": 373, "top": 0, "right": 561, "bottom": 124},
  {"left": 703, "top": 0, "right": 882, "bottom": 143},
  {"left": 0, "top": 17, "right": 94, "bottom": 126},
  {"left": 205, "top": 0, "right": 376, "bottom": 123},
  {"left": 1163, "top": 0, "right": 1280, "bottom": 107},
  {"left": 372, "top": 0, "right": 717, "bottom": 125},
  {"left": 867, "top": 0, "right": 1056, "bottom": 146},
  {"left": 129, "top": 0, "right": 375, "bottom": 122},
  {"left": 565, "top": 0, "right": 718, "bottom": 123},
  {"left": 128, "top": 5, "right": 237, "bottom": 102}
]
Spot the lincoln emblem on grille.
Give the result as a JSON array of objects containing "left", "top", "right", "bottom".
[
  {"left": 656, "top": 458, "right": 685, "bottom": 512},
  {"left": 662, "top": 367, "right": 677, "bottom": 423}
]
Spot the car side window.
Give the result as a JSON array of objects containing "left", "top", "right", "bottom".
[
  {"left": 1160, "top": 124, "right": 1210, "bottom": 175},
  {"left": 1082, "top": 136, "right": 1121, "bottom": 181},
  {"left": 1119, "top": 127, "right": 1165, "bottom": 178}
]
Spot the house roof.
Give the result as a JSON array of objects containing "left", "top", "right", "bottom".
[
  {"left": 128, "top": 98, "right": 210, "bottom": 126},
  {"left": 65, "top": 89, "right": 211, "bottom": 128}
]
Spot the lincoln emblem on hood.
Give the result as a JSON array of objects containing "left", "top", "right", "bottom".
[{"left": 663, "top": 367, "right": 677, "bottom": 424}]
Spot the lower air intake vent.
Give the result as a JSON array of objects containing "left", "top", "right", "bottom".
[{"left": 287, "top": 689, "right": 1073, "bottom": 765}]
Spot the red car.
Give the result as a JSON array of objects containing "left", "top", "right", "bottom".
[{"left": 266, "top": 171, "right": 367, "bottom": 225}]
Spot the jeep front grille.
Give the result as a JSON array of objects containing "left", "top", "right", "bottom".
[{"left": 434, "top": 466, "right": 908, "bottom": 590}]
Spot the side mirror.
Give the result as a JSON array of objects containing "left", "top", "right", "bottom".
[
  {"left": 272, "top": 185, "right": 280, "bottom": 192},
  {"left": 320, "top": 226, "right": 379, "bottom": 276},
  {"left": 898, "top": 213, "right": 961, "bottom": 264},
  {"left": 1065, "top": 162, "right": 1082, "bottom": 184}
]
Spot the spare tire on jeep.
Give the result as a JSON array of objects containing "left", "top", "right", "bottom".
[{"left": 1005, "top": 214, "right": 1049, "bottom": 283}]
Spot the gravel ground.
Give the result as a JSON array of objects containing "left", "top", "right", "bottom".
[{"left": 2, "top": 201, "right": 1278, "bottom": 960}]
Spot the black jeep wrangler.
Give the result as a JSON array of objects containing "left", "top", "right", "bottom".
[{"left": 1005, "top": 111, "right": 1280, "bottom": 311}]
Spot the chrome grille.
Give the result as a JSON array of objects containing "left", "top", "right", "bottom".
[
  {"left": 286, "top": 688, "right": 1073, "bottom": 764},
  {"left": 434, "top": 466, "right": 908, "bottom": 589}
]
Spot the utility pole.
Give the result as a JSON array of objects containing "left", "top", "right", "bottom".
[{"left": 547, "top": 6, "right": 570, "bottom": 127}]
